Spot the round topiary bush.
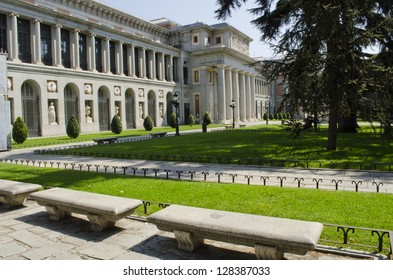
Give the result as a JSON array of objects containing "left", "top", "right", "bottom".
[
  {"left": 169, "top": 112, "right": 177, "bottom": 128},
  {"left": 111, "top": 115, "right": 123, "bottom": 134},
  {"left": 66, "top": 115, "right": 80, "bottom": 139},
  {"left": 12, "top": 116, "right": 28, "bottom": 144},
  {"left": 269, "top": 113, "right": 274, "bottom": 120},
  {"left": 188, "top": 114, "right": 195, "bottom": 126},
  {"left": 143, "top": 115, "right": 154, "bottom": 131},
  {"left": 203, "top": 111, "right": 212, "bottom": 126},
  {"left": 263, "top": 113, "right": 268, "bottom": 121}
]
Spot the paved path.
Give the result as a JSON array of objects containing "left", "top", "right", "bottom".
[
  {"left": 0, "top": 200, "right": 378, "bottom": 260},
  {"left": 0, "top": 144, "right": 392, "bottom": 194}
]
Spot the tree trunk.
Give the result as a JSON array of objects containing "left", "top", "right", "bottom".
[
  {"left": 338, "top": 113, "right": 358, "bottom": 133},
  {"left": 327, "top": 108, "right": 338, "bottom": 151}
]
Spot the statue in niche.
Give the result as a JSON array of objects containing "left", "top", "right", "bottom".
[
  {"left": 85, "top": 105, "right": 93, "bottom": 123},
  {"left": 139, "top": 103, "right": 143, "bottom": 119},
  {"left": 48, "top": 102, "right": 57, "bottom": 125},
  {"left": 159, "top": 104, "right": 163, "bottom": 118},
  {"left": 115, "top": 105, "right": 120, "bottom": 116}
]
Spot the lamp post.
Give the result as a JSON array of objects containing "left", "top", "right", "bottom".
[
  {"left": 229, "top": 98, "right": 236, "bottom": 129},
  {"left": 172, "top": 92, "right": 180, "bottom": 136},
  {"left": 265, "top": 103, "right": 269, "bottom": 125}
]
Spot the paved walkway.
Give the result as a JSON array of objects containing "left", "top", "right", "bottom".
[
  {"left": 0, "top": 200, "right": 378, "bottom": 260},
  {"left": 0, "top": 143, "right": 392, "bottom": 194}
]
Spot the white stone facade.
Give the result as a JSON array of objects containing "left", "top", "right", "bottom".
[{"left": 0, "top": 0, "right": 270, "bottom": 137}]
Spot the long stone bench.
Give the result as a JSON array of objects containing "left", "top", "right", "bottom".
[
  {"left": 147, "top": 204, "right": 324, "bottom": 260},
  {"left": 29, "top": 188, "right": 143, "bottom": 232},
  {"left": 0, "top": 179, "right": 42, "bottom": 208}
]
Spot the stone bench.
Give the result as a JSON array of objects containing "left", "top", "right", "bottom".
[
  {"left": 0, "top": 179, "right": 41, "bottom": 208},
  {"left": 150, "top": 132, "right": 167, "bottom": 138},
  {"left": 92, "top": 137, "right": 118, "bottom": 145},
  {"left": 147, "top": 204, "right": 323, "bottom": 260},
  {"left": 29, "top": 188, "right": 142, "bottom": 232}
]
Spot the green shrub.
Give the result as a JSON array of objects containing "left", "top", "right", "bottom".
[
  {"left": 110, "top": 115, "right": 123, "bottom": 134},
  {"left": 269, "top": 113, "right": 274, "bottom": 120},
  {"left": 263, "top": 113, "right": 268, "bottom": 121},
  {"left": 188, "top": 114, "right": 195, "bottom": 126},
  {"left": 143, "top": 115, "right": 154, "bottom": 131},
  {"left": 169, "top": 112, "right": 177, "bottom": 128},
  {"left": 66, "top": 115, "right": 80, "bottom": 139},
  {"left": 12, "top": 116, "right": 28, "bottom": 144},
  {"left": 278, "top": 113, "right": 283, "bottom": 120},
  {"left": 203, "top": 111, "right": 212, "bottom": 125}
]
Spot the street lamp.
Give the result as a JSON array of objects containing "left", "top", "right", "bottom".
[
  {"left": 265, "top": 103, "right": 269, "bottom": 125},
  {"left": 229, "top": 98, "right": 236, "bottom": 129},
  {"left": 172, "top": 92, "right": 180, "bottom": 136}
]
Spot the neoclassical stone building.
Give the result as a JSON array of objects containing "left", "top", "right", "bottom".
[{"left": 0, "top": 0, "right": 270, "bottom": 137}]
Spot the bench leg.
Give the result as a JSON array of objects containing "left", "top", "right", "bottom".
[
  {"left": 45, "top": 205, "right": 71, "bottom": 221},
  {"left": 255, "top": 244, "right": 284, "bottom": 260},
  {"left": 0, "top": 195, "right": 26, "bottom": 208},
  {"left": 87, "top": 214, "right": 115, "bottom": 232},
  {"left": 174, "top": 230, "right": 204, "bottom": 252}
]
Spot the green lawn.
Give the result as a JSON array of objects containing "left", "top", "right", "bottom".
[
  {"left": 10, "top": 123, "right": 224, "bottom": 149},
  {"left": 61, "top": 126, "right": 393, "bottom": 170},
  {"left": 0, "top": 163, "right": 392, "bottom": 253}
]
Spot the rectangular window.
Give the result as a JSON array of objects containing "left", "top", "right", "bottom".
[
  {"left": 193, "top": 70, "right": 200, "bottom": 83},
  {"left": 0, "top": 13, "right": 7, "bottom": 53},
  {"left": 61, "top": 29, "right": 71, "bottom": 68},
  {"left": 209, "top": 70, "right": 213, "bottom": 83},
  {"left": 134, "top": 47, "right": 140, "bottom": 77},
  {"left": 79, "top": 33, "right": 87, "bottom": 70},
  {"left": 17, "top": 18, "right": 31, "bottom": 63},
  {"left": 95, "top": 37, "right": 102, "bottom": 72},
  {"left": 123, "top": 44, "right": 128, "bottom": 76},
  {"left": 195, "top": 95, "right": 200, "bottom": 118},
  {"left": 109, "top": 41, "right": 116, "bottom": 74},
  {"left": 183, "top": 66, "right": 188, "bottom": 85},
  {"left": 40, "top": 23, "right": 52, "bottom": 65},
  {"left": 215, "top": 36, "right": 222, "bottom": 45},
  {"left": 192, "top": 34, "right": 199, "bottom": 44}
]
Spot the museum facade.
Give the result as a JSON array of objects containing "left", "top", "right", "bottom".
[{"left": 0, "top": 0, "right": 270, "bottom": 137}]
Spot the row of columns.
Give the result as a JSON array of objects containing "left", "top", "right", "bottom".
[
  {"left": 6, "top": 13, "right": 177, "bottom": 81},
  {"left": 215, "top": 65, "right": 256, "bottom": 123}
]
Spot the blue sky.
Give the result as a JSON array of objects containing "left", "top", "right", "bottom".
[{"left": 96, "top": 0, "right": 275, "bottom": 58}]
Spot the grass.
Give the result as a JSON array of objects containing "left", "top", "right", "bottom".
[
  {"left": 10, "top": 123, "right": 224, "bottom": 149},
  {"left": 0, "top": 163, "right": 392, "bottom": 254},
  {"left": 62, "top": 126, "right": 393, "bottom": 170}
]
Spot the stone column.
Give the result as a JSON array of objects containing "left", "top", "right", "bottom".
[
  {"left": 103, "top": 37, "right": 110, "bottom": 73},
  {"left": 116, "top": 41, "right": 123, "bottom": 75},
  {"left": 8, "top": 13, "right": 19, "bottom": 62},
  {"left": 250, "top": 75, "right": 256, "bottom": 120},
  {"left": 232, "top": 69, "right": 240, "bottom": 122},
  {"left": 128, "top": 44, "right": 135, "bottom": 77},
  {"left": 239, "top": 71, "right": 246, "bottom": 122},
  {"left": 87, "top": 33, "right": 96, "bottom": 71},
  {"left": 217, "top": 65, "right": 226, "bottom": 123},
  {"left": 32, "top": 19, "right": 42, "bottom": 64},
  {"left": 71, "top": 29, "right": 80, "bottom": 69},
  {"left": 152, "top": 51, "right": 157, "bottom": 80},
  {"left": 245, "top": 73, "right": 251, "bottom": 120},
  {"left": 225, "top": 67, "right": 233, "bottom": 122},
  {"left": 161, "top": 53, "right": 166, "bottom": 81},
  {"left": 54, "top": 24, "right": 62, "bottom": 67},
  {"left": 168, "top": 55, "right": 174, "bottom": 82}
]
